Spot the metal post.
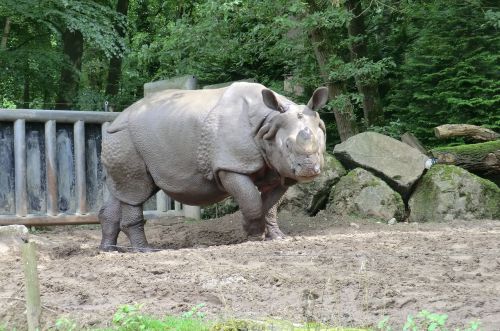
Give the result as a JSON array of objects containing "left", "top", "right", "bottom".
[
  {"left": 184, "top": 205, "right": 201, "bottom": 220},
  {"left": 156, "top": 190, "right": 169, "bottom": 212},
  {"left": 14, "top": 119, "right": 27, "bottom": 217},
  {"left": 45, "top": 120, "right": 58, "bottom": 216},
  {"left": 174, "top": 201, "right": 181, "bottom": 213},
  {"left": 74, "top": 121, "right": 87, "bottom": 214}
]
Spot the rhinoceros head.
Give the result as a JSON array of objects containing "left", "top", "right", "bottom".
[{"left": 256, "top": 87, "right": 329, "bottom": 184}]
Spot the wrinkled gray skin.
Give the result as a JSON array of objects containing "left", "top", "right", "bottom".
[{"left": 99, "top": 82, "right": 328, "bottom": 252}]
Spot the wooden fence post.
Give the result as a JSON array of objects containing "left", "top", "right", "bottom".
[{"left": 22, "top": 241, "right": 41, "bottom": 331}]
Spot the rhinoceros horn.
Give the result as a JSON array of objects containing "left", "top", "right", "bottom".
[{"left": 295, "top": 127, "right": 318, "bottom": 154}]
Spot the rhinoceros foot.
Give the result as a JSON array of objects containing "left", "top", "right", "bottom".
[
  {"left": 265, "top": 227, "right": 286, "bottom": 240},
  {"left": 247, "top": 233, "right": 266, "bottom": 241},
  {"left": 99, "top": 243, "right": 120, "bottom": 252},
  {"left": 130, "top": 245, "right": 155, "bottom": 253}
]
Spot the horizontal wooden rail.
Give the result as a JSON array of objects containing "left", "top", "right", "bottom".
[
  {"left": 0, "top": 210, "right": 183, "bottom": 226},
  {"left": 0, "top": 109, "right": 118, "bottom": 123}
]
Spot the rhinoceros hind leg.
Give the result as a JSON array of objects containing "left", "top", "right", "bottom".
[
  {"left": 120, "top": 203, "right": 153, "bottom": 253},
  {"left": 99, "top": 195, "right": 121, "bottom": 251}
]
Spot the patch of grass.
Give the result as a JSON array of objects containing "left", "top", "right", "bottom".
[
  {"left": 45, "top": 306, "right": 482, "bottom": 331},
  {"left": 212, "top": 319, "right": 367, "bottom": 331},
  {"left": 108, "top": 304, "right": 209, "bottom": 331},
  {"left": 50, "top": 304, "right": 370, "bottom": 331},
  {"left": 377, "top": 310, "right": 481, "bottom": 331}
]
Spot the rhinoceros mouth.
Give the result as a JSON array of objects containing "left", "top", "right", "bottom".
[
  {"left": 295, "top": 173, "right": 320, "bottom": 183},
  {"left": 292, "top": 158, "right": 321, "bottom": 177}
]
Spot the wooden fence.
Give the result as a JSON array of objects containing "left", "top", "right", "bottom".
[{"left": 0, "top": 108, "right": 197, "bottom": 226}]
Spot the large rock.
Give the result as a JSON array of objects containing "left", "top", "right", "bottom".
[
  {"left": 0, "top": 225, "right": 28, "bottom": 253},
  {"left": 326, "top": 168, "right": 405, "bottom": 221},
  {"left": 280, "top": 154, "right": 346, "bottom": 215},
  {"left": 409, "top": 165, "right": 500, "bottom": 222},
  {"left": 333, "top": 132, "right": 428, "bottom": 197}
]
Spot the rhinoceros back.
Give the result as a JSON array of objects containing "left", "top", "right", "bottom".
[
  {"left": 103, "top": 84, "right": 271, "bottom": 205},
  {"left": 127, "top": 89, "right": 227, "bottom": 196}
]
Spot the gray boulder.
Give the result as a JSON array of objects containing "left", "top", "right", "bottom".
[
  {"left": 0, "top": 225, "right": 28, "bottom": 253},
  {"left": 326, "top": 168, "right": 405, "bottom": 221},
  {"left": 409, "top": 165, "right": 500, "bottom": 222},
  {"left": 333, "top": 132, "right": 428, "bottom": 197},
  {"left": 280, "top": 154, "right": 346, "bottom": 215}
]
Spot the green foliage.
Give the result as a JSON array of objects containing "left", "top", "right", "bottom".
[
  {"left": 377, "top": 310, "right": 481, "bottom": 331},
  {"left": 0, "top": 0, "right": 126, "bottom": 109},
  {"left": 1, "top": 0, "right": 498, "bottom": 150},
  {"left": 386, "top": 0, "right": 500, "bottom": 145},
  {"left": 202, "top": 197, "right": 239, "bottom": 220},
  {"left": 55, "top": 317, "right": 78, "bottom": 331},
  {"left": 111, "top": 303, "right": 209, "bottom": 331},
  {"left": 0, "top": 0, "right": 126, "bottom": 57}
]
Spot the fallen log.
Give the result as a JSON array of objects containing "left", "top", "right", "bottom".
[
  {"left": 431, "top": 140, "right": 500, "bottom": 185},
  {"left": 434, "top": 124, "right": 499, "bottom": 141}
]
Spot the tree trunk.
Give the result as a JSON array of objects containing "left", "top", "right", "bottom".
[
  {"left": 346, "top": 0, "right": 384, "bottom": 127},
  {"left": 55, "top": 30, "right": 84, "bottom": 110},
  {"left": 309, "top": 29, "right": 358, "bottom": 142},
  {"left": 401, "top": 132, "right": 428, "bottom": 155},
  {"left": 1, "top": 17, "right": 11, "bottom": 50},
  {"left": 434, "top": 124, "right": 499, "bottom": 141},
  {"left": 23, "top": 71, "right": 30, "bottom": 109},
  {"left": 431, "top": 140, "right": 500, "bottom": 185},
  {"left": 105, "top": 0, "right": 129, "bottom": 98}
]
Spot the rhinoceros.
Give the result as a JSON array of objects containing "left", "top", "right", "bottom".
[{"left": 99, "top": 82, "right": 328, "bottom": 251}]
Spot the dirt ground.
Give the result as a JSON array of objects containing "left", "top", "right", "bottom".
[{"left": 1, "top": 212, "right": 499, "bottom": 330}]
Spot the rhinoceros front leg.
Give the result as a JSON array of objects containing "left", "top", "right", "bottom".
[
  {"left": 219, "top": 171, "right": 265, "bottom": 239},
  {"left": 262, "top": 186, "right": 288, "bottom": 240},
  {"left": 120, "top": 203, "right": 152, "bottom": 252}
]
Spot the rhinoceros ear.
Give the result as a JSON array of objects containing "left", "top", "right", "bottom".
[
  {"left": 262, "top": 89, "right": 285, "bottom": 113},
  {"left": 307, "top": 87, "right": 329, "bottom": 111}
]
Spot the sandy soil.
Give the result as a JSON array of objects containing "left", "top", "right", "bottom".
[{"left": 1, "top": 212, "right": 499, "bottom": 330}]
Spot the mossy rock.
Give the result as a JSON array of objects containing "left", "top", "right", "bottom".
[
  {"left": 280, "top": 153, "right": 346, "bottom": 215},
  {"left": 326, "top": 168, "right": 405, "bottom": 221},
  {"left": 409, "top": 165, "right": 500, "bottom": 222},
  {"left": 333, "top": 131, "right": 429, "bottom": 197}
]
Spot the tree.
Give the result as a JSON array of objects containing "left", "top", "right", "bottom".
[
  {"left": 309, "top": 27, "right": 359, "bottom": 141},
  {"left": 105, "top": 0, "right": 129, "bottom": 98},
  {"left": 387, "top": 0, "right": 500, "bottom": 144},
  {"left": 55, "top": 30, "right": 84, "bottom": 110},
  {"left": 0, "top": 0, "right": 126, "bottom": 109},
  {"left": 345, "top": 0, "right": 384, "bottom": 127}
]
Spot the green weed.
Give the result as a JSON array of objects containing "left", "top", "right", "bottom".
[
  {"left": 377, "top": 310, "right": 481, "bottom": 331},
  {"left": 43, "top": 307, "right": 481, "bottom": 331},
  {"left": 111, "top": 303, "right": 209, "bottom": 331}
]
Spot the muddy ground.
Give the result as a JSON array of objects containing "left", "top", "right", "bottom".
[{"left": 1, "top": 212, "right": 499, "bottom": 330}]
